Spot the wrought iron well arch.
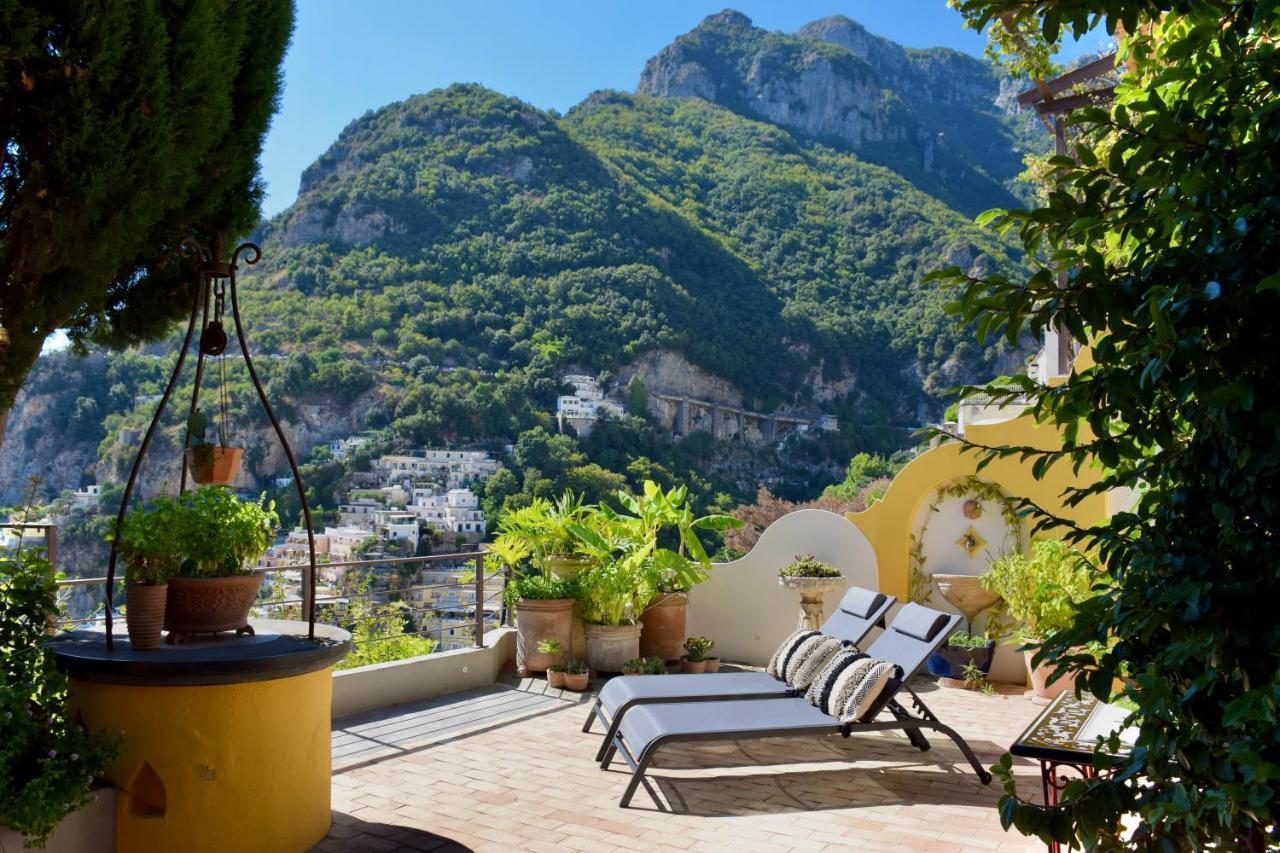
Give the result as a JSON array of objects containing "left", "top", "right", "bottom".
[{"left": 104, "top": 233, "right": 318, "bottom": 648}]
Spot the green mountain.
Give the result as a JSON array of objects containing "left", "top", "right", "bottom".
[{"left": 1, "top": 11, "right": 1038, "bottom": 506}]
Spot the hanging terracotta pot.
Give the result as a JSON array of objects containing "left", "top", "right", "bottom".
[
  {"left": 126, "top": 584, "right": 168, "bottom": 651},
  {"left": 639, "top": 592, "right": 688, "bottom": 661},
  {"left": 186, "top": 446, "right": 243, "bottom": 486}
]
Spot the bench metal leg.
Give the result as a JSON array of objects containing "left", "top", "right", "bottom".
[
  {"left": 619, "top": 742, "right": 662, "bottom": 809},
  {"left": 582, "top": 698, "right": 601, "bottom": 733}
]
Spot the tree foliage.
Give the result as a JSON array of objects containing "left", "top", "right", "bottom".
[
  {"left": 0, "top": 0, "right": 293, "bottom": 437},
  {"left": 939, "top": 1, "right": 1280, "bottom": 847}
]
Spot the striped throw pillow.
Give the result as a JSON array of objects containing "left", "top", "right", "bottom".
[
  {"left": 804, "top": 648, "right": 866, "bottom": 713},
  {"left": 766, "top": 630, "right": 818, "bottom": 679},
  {"left": 840, "top": 660, "right": 898, "bottom": 723},
  {"left": 786, "top": 635, "right": 846, "bottom": 691}
]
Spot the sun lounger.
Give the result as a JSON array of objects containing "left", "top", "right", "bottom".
[
  {"left": 600, "top": 602, "right": 992, "bottom": 808},
  {"left": 582, "top": 587, "right": 895, "bottom": 761}
]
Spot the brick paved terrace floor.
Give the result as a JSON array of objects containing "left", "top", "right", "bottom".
[{"left": 318, "top": 674, "right": 1050, "bottom": 853}]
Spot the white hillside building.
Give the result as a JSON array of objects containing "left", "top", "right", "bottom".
[{"left": 557, "top": 374, "right": 624, "bottom": 435}]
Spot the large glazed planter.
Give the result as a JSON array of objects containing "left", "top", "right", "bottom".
[
  {"left": 583, "top": 623, "right": 642, "bottom": 674},
  {"left": 778, "top": 575, "right": 844, "bottom": 632},
  {"left": 926, "top": 639, "right": 996, "bottom": 679},
  {"left": 164, "top": 574, "right": 263, "bottom": 638},
  {"left": 125, "top": 584, "right": 168, "bottom": 651},
  {"left": 184, "top": 446, "right": 243, "bottom": 486},
  {"left": 639, "top": 592, "right": 688, "bottom": 661},
  {"left": 514, "top": 597, "right": 575, "bottom": 676}
]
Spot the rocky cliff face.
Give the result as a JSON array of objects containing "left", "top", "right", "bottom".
[{"left": 637, "top": 11, "right": 1042, "bottom": 215}]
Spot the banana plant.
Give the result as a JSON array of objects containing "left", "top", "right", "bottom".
[{"left": 569, "top": 481, "right": 742, "bottom": 625}]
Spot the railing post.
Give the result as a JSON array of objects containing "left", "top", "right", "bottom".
[
  {"left": 502, "top": 559, "right": 512, "bottom": 626},
  {"left": 473, "top": 552, "right": 485, "bottom": 648},
  {"left": 46, "top": 524, "right": 57, "bottom": 570}
]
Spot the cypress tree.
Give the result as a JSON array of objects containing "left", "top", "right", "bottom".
[{"left": 0, "top": 0, "right": 294, "bottom": 440}]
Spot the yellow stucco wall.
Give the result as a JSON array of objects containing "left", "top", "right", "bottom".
[
  {"left": 846, "top": 411, "right": 1108, "bottom": 600},
  {"left": 70, "top": 669, "right": 333, "bottom": 853}
]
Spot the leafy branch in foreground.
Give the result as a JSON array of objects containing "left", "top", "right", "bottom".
[{"left": 938, "top": 1, "right": 1280, "bottom": 849}]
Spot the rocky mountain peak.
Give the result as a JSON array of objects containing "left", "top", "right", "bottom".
[{"left": 636, "top": 9, "right": 1041, "bottom": 215}]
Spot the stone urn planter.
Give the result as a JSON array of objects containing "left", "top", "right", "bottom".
[
  {"left": 514, "top": 598, "right": 575, "bottom": 676},
  {"left": 164, "top": 574, "right": 263, "bottom": 640},
  {"left": 125, "top": 583, "right": 168, "bottom": 650},
  {"left": 185, "top": 446, "right": 243, "bottom": 486},
  {"left": 639, "top": 592, "right": 688, "bottom": 661},
  {"left": 544, "top": 555, "right": 593, "bottom": 579},
  {"left": 778, "top": 575, "right": 844, "bottom": 632},
  {"left": 583, "top": 623, "right": 642, "bottom": 674}
]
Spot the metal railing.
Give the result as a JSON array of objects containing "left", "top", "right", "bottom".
[{"left": 44, "top": 541, "right": 508, "bottom": 654}]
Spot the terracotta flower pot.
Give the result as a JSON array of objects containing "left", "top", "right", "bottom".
[
  {"left": 165, "top": 574, "right": 263, "bottom": 637},
  {"left": 186, "top": 446, "right": 243, "bottom": 486},
  {"left": 563, "top": 671, "right": 590, "bottom": 691},
  {"left": 126, "top": 583, "right": 168, "bottom": 651},
  {"left": 515, "top": 598, "right": 575, "bottom": 675},
  {"left": 639, "top": 592, "right": 688, "bottom": 661},
  {"left": 703, "top": 657, "right": 721, "bottom": 673},
  {"left": 583, "top": 623, "right": 642, "bottom": 674},
  {"left": 547, "top": 669, "right": 566, "bottom": 689},
  {"left": 681, "top": 657, "right": 707, "bottom": 674},
  {"left": 1026, "top": 649, "right": 1077, "bottom": 699}
]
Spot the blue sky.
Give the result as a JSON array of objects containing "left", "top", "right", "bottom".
[{"left": 257, "top": 1, "right": 1108, "bottom": 218}]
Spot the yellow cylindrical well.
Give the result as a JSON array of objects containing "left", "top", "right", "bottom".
[{"left": 70, "top": 668, "right": 333, "bottom": 853}]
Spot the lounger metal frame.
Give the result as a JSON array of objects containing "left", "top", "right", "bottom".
[
  {"left": 581, "top": 591, "right": 896, "bottom": 762},
  {"left": 604, "top": 678, "right": 993, "bottom": 808}
]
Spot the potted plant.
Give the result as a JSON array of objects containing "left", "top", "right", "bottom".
[
  {"left": 621, "top": 657, "right": 648, "bottom": 676},
  {"left": 572, "top": 481, "right": 740, "bottom": 672},
  {"left": 1, "top": 531, "right": 120, "bottom": 848},
  {"left": 496, "top": 493, "right": 597, "bottom": 578},
  {"left": 561, "top": 657, "right": 590, "bottom": 691},
  {"left": 704, "top": 648, "right": 721, "bottom": 673},
  {"left": 778, "top": 554, "right": 845, "bottom": 631},
  {"left": 926, "top": 630, "right": 997, "bottom": 680},
  {"left": 538, "top": 638, "right": 567, "bottom": 688},
  {"left": 162, "top": 487, "right": 278, "bottom": 640},
  {"left": 682, "top": 636, "right": 714, "bottom": 673},
  {"left": 113, "top": 496, "right": 183, "bottom": 650},
  {"left": 495, "top": 535, "right": 581, "bottom": 677},
  {"left": 982, "top": 539, "right": 1100, "bottom": 699},
  {"left": 185, "top": 408, "right": 243, "bottom": 486},
  {"left": 644, "top": 656, "right": 667, "bottom": 674}
]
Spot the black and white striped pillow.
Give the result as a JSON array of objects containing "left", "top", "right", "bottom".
[
  {"left": 785, "top": 635, "right": 845, "bottom": 691},
  {"left": 804, "top": 648, "right": 866, "bottom": 714},
  {"left": 766, "top": 629, "right": 818, "bottom": 679},
  {"left": 840, "top": 660, "right": 898, "bottom": 723}
]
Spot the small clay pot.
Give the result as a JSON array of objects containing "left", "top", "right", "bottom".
[
  {"left": 547, "top": 669, "right": 566, "bottom": 689},
  {"left": 126, "top": 583, "right": 168, "bottom": 651},
  {"left": 563, "top": 671, "right": 590, "bottom": 691},
  {"left": 681, "top": 657, "right": 707, "bottom": 674},
  {"left": 703, "top": 657, "right": 721, "bottom": 673}
]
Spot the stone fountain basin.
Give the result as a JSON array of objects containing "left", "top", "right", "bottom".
[{"left": 932, "top": 573, "right": 1000, "bottom": 622}]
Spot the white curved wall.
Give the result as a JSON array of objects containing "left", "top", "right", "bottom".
[{"left": 687, "top": 509, "right": 878, "bottom": 666}]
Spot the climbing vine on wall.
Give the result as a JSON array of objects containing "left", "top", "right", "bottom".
[{"left": 907, "top": 476, "right": 1024, "bottom": 605}]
